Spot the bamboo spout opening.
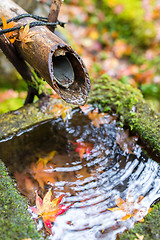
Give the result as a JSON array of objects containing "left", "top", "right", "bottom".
[
  {"left": 49, "top": 44, "right": 90, "bottom": 105},
  {"left": 52, "top": 55, "right": 74, "bottom": 88}
]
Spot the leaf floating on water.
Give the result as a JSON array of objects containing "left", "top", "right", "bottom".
[
  {"left": 88, "top": 108, "right": 111, "bottom": 128},
  {"left": 116, "top": 129, "right": 138, "bottom": 154},
  {"left": 30, "top": 188, "right": 72, "bottom": 234},
  {"left": 108, "top": 191, "right": 152, "bottom": 222},
  {"left": 18, "top": 22, "right": 36, "bottom": 49},
  {"left": 80, "top": 104, "right": 92, "bottom": 114},
  {"left": 2, "top": 16, "right": 18, "bottom": 43}
]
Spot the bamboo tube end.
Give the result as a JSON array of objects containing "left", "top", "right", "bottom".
[{"left": 48, "top": 44, "right": 90, "bottom": 105}]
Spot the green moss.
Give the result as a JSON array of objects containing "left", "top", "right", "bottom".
[
  {"left": 118, "top": 201, "right": 160, "bottom": 240},
  {"left": 89, "top": 74, "right": 160, "bottom": 154},
  {"left": 0, "top": 160, "right": 43, "bottom": 240}
]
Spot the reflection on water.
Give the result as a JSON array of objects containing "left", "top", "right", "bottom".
[{"left": 0, "top": 107, "right": 160, "bottom": 240}]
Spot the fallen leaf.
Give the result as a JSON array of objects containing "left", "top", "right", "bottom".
[
  {"left": 50, "top": 103, "right": 71, "bottom": 122},
  {"left": 31, "top": 161, "right": 55, "bottom": 190},
  {"left": 18, "top": 22, "right": 36, "bottom": 49},
  {"left": 116, "top": 129, "right": 138, "bottom": 154},
  {"left": 108, "top": 191, "right": 152, "bottom": 222},
  {"left": 2, "top": 16, "right": 18, "bottom": 43},
  {"left": 30, "top": 188, "right": 72, "bottom": 234},
  {"left": 134, "top": 233, "right": 144, "bottom": 240},
  {"left": 80, "top": 104, "right": 92, "bottom": 114},
  {"left": 71, "top": 141, "right": 93, "bottom": 159},
  {"left": 88, "top": 108, "right": 109, "bottom": 127},
  {"left": 36, "top": 151, "right": 57, "bottom": 166}
]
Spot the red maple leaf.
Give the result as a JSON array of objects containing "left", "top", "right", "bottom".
[{"left": 30, "top": 188, "right": 72, "bottom": 234}]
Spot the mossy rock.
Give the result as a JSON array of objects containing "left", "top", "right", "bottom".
[{"left": 0, "top": 160, "right": 43, "bottom": 240}]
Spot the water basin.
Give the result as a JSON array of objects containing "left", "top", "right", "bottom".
[{"left": 0, "top": 107, "right": 160, "bottom": 240}]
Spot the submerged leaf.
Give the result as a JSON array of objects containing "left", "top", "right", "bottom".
[
  {"left": 14, "top": 171, "right": 38, "bottom": 202},
  {"left": 30, "top": 188, "right": 72, "bottom": 234},
  {"left": 71, "top": 141, "right": 93, "bottom": 159},
  {"left": 31, "top": 160, "right": 55, "bottom": 189},
  {"left": 36, "top": 151, "right": 56, "bottom": 166},
  {"left": 116, "top": 129, "right": 138, "bottom": 154}
]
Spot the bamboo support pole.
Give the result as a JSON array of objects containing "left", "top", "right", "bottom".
[
  {"left": 0, "top": 0, "right": 90, "bottom": 105},
  {"left": 48, "top": 0, "right": 63, "bottom": 32}
]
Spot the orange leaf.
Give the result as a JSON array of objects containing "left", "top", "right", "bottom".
[
  {"left": 108, "top": 191, "right": 151, "bottom": 222},
  {"left": 50, "top": 103, "right": 71, "bottom": 122},
  {"left": 113, "top": 39, "right": 132, "bottom": 58},
  {"left": 121, "top": 214, "right": 132, "bottom": 221},
  {"left": 88, "top": 108, "right": 109, "bottom": 128},
  {"left": 30, "top": 188, "right": 72, "bottom": 234},
  {"left": 80, "top": 104, "right": 92, "bottom": 114},
  {"left": 31, "top": 160, "right": 55, "bottom": 189},
  {"left": 2, "top": 16, "right": 18, "bottom": 43}
]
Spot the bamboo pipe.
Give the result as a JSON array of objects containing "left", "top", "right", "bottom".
[{"left": 0, "top": 0, "right": 90, "bottom": 105}]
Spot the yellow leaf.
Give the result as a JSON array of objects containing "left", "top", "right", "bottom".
[
  {"left": 2, "top": 16, "right": 17, "bottom": 43},
  {"left": 18, "top": 22, "right": 36, "bottom": 49},
  {"left": 50, "top": 103, "right": 71, "bottom": 122},
  {"left": 36, "top": 151, "right": 56, "bottom": 166},
  {"left": 121, "top": 214, "right": 132, "bottom": 221}
]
